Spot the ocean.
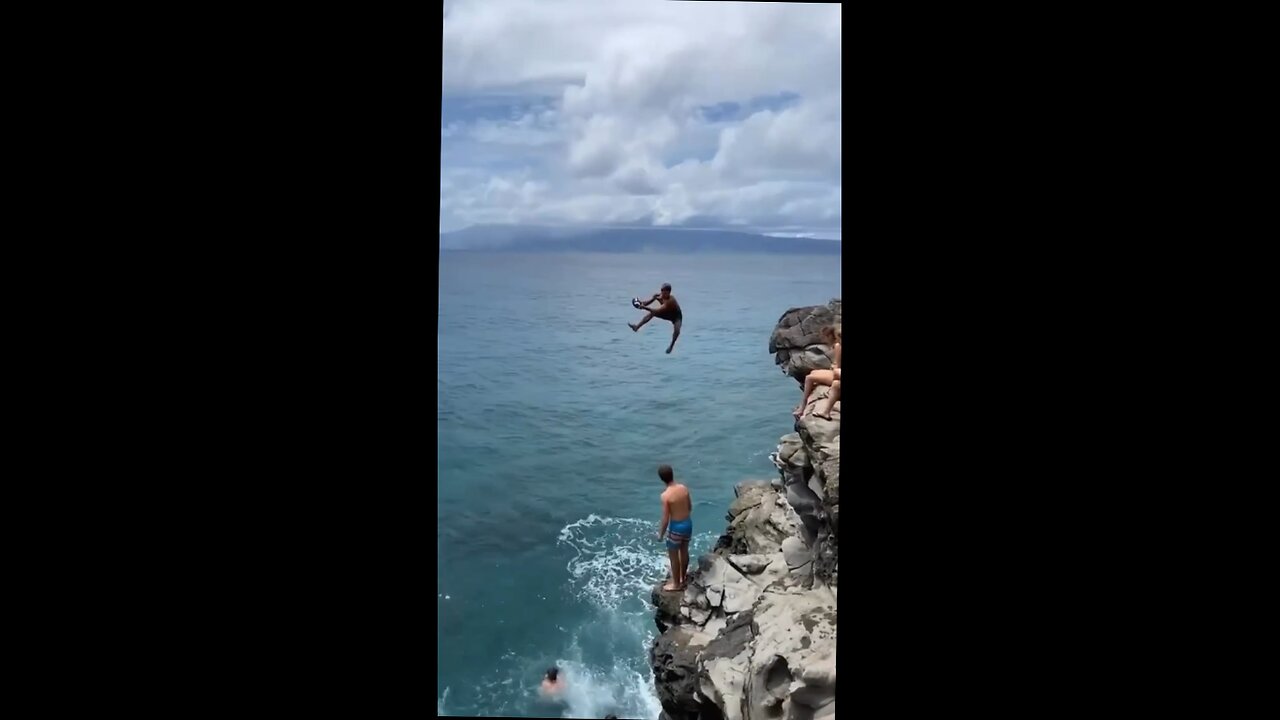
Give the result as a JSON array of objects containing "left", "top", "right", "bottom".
[{"left": 437, "top": 251, "right": 841, "bottom": 718}]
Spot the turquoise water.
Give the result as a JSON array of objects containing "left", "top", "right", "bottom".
[{"left": 437, "top": 252, "right": 841, "bottom": 718}]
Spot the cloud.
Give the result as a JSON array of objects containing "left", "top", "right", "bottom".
[
  {"left": 440, "top": 0, "right": 841, "bottom": 238},
  {"left": 712, "top": 95, "right": 842, "bottom": 182},
  {"left": 611, "top": 159, "right": 662, "bottom": 196}
]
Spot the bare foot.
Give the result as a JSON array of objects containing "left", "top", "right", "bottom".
[
  {"left": 792, "top": 405, "right": 804, "bottom": 418},
  {"left": 663, "top": 582, "right": 680, "bottom": 591},
  {"left": 628, "top": 323, "right": 639, "bottom": 332},
  {"left": 666, "top": 346, "right": 674, "bottom": 354}
]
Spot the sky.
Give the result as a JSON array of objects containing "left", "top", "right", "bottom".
[{"left": 440, "top": 0, "right": 841, "bottom": 240}]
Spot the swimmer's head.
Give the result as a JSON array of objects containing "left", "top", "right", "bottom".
[
  {"left": 545, "top": 667, "right": 559, "bottom": 682},
  {"left": 660, "top": 283, "right": 671, "bottom": 298},
  {"left": 658, "top": 464, "right": 673, "bottom": 484}
]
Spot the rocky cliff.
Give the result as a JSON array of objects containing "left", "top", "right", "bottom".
[{"left": 649, "top": 300, "right": 841, "bottom": 720}]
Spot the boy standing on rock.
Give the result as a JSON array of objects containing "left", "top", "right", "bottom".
[{"left": 655, "top": 464, "right": 693, "bottom": 591}]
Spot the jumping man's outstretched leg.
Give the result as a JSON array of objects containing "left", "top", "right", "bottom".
[
  {"left": 666, "top": 319, "right": 682, "bottom": 354},
  {"left": 629, "top": 311, "right": 655, "bottom": 332}
]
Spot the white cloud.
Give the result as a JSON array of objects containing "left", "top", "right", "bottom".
[
  {"left": 440, "top": 0, "right": 841, "bottom": 237},
  {"left": 712, "top": 96, "right": 842, "bottom": 182},
  {"left": 652, "top": 184, "right": 694, "bottom": 226}
]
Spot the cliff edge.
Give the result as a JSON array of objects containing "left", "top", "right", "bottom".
[{"left": 649, "top": 299, "right": 841, "bottom": 720}]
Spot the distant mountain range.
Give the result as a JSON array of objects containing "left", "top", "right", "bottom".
[{"left": 439, "top": 225, "right": 841, "bottom": 254}]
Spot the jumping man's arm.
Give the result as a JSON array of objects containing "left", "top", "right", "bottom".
[{"left": 657, "top": 496, "right": 670, "bottom": 540}]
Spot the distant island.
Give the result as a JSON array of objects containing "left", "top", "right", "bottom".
[{"left": 439, "top": 225, "right": 841, "bottom": 255}]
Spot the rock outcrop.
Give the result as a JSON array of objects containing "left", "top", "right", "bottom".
[
  {"left": 769, "top": 299, "right": 842, "bottom": 383},
  {"left": 649, "top": 301, "right": 840, "bottom": 720}
]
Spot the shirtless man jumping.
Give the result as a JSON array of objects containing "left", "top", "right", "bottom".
[
  {"left": 630, "top": 283, "right": 683, "bottom": 354},
  {"left": 654, "top": 464, "right": 693, "bottom": 591}
]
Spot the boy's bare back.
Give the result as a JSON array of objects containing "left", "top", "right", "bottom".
[{"left": 662, "top": 483, "right": 691, "bottom": 520}]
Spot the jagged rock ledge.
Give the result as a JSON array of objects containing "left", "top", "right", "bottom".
[{"left": 649, "top": 300, "right": 840, "bottom": 720}]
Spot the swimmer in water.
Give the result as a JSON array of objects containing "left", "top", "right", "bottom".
[{"left": 540, "top": 666, "right": 564, "bottom": 698}]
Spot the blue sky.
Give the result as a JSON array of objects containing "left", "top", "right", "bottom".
[{"left": 440, "top": 0, "right": 841, "bottom": 239}]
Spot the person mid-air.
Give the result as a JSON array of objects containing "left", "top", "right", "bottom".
[{"left": 630, "top": 283, "right": 683, "bottom": 354}]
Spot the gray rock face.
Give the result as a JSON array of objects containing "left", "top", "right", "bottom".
[
  {"left": 649, "top": 300, "right": 840, "bottom": 720},
  {"left": 652, "top": 583, "right": 685, "bottom": 633},
  {"left": 768, "top": 299, "right": 842, "bottom": 383},
  {"left": 702, "top": 609, "right": 755, "bottom": 662},
  {"left": 748, "top": 586, "right": 837, "bottom": 718},
  {"left": 727, "top": 554, "right": 772, "bottom": 575},
  {"left": 796, "top": 391, "right": 841, "bottom": 447},
  {"left": 819, "top": 456, "right": 839, "bottom": 537},
  {"left": 775, "top": 433, "right": 807, "bottom": 470},
  {"left": 781, "top": 536, "right": 812, "bottom": 571},
  {"left": 727, "top": 482, "right": 771, "bottom": 521},
  {"left": 715, "top": 484, "right": 802, "bottom": 557},
  {"left": 650, "top": 627, "right": 707, "bottom": 718},
  {"left": 778, "top": 311, "right": 840, "bottom": 589}
]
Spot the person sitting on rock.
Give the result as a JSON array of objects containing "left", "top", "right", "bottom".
[
  {"left": 793, "top": 325, "right": 842, "bottom": 419},
  {"left": 654, "top": 464, "right": 693, "bottom": 591},
  {"left": 540, "top": 666, "right": 565, "bottom": 698},
  {"left": 629, "top": 283, "right": 683, "bottom": 354},
  {"left": 814, "top": 375, "right": 841, "bottom": 420}
]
